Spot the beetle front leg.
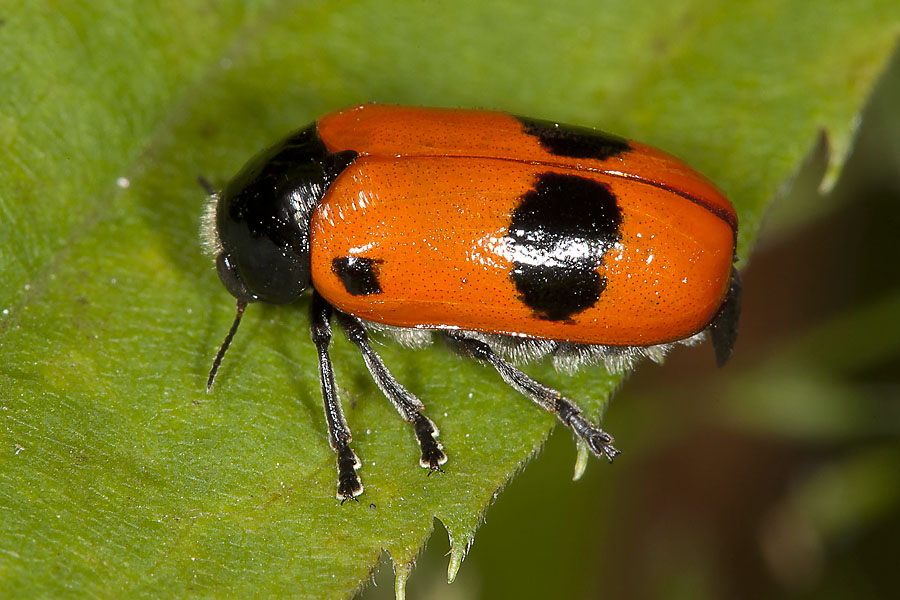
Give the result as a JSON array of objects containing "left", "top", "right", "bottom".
[
  {"left": 335, "top": 311, "right": 447, "bottom": 472},
  {"left": 311, "top": 292, "right": 363, "bottom": 502}
]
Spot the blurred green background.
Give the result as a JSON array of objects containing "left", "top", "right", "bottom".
[{"left": 364, "top": 52, "right": 900, "bottom": 600}]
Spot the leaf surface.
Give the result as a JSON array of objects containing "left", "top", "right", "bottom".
[{"left": 1, "top": 1, "right": 898, "bottom": 598}]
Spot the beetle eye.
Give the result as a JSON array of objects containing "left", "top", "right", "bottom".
[{"left": 216, "top": 252, "right": 255, "bottom": 304}]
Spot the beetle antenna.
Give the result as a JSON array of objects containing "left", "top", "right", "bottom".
[
  {"left": 197, "top": 175, "right": 217, "bottom": 196},
  {"left": 207, "top": 300, "right": 247, "bottom": 391}
]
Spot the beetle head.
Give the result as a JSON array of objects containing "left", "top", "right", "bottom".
[
  {"left": 210, "top": 162, "right": 314, "bottom": 305},
  {"left": 201, "top": 125, "right": 359, "bottom": 388}
]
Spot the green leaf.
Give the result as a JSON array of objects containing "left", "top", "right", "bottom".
[{"left": 1, "top": 1, "right": 897, "bottom": 598}]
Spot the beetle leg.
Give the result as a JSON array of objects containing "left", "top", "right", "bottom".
[
  {"left": 310, "top": 292, "right": 363, "bottom": 502},
  {"left": 709, "top": 268, "right": 742, "bottom": 367},
  {"left": 447, "top": 333, "right": 620, "bottom": 461},
  {"left": 335, "top": 311, "right": 447, "bottom": 472}
]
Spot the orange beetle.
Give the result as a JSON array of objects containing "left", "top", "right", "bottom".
[{"left": 203, "top": 104, "right": 740, "bottom": 501}]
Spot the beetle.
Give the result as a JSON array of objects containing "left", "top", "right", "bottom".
[{"left": 201, "top": 104, "right": 741, "bottom": 502}]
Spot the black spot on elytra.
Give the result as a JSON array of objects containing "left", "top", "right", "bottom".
[
  {"left": 332, "top": 257, "right": 383, "bottom": 296},
  {"left": 508, "top": 173, "right": 622, "bottom": 321},
  {"left": 517, "top": 116, "right": 631, "bottom": 161}
]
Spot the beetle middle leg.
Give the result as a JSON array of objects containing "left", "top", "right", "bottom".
[
  {"left": 446, "top": 332, "right": 620, "bottom": 461},
  {"left": 310, "top": 292, "right": 363, "bottom": 502},
  {"left": 335, "top": 311, "right": 448, "bottom": 472}
]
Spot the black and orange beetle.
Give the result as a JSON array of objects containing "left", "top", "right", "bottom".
[{"left": 202, "top": 104, "right": 741, "bottom": 501}]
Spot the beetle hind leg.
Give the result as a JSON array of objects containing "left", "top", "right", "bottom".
[
  {"left": 336, "top": 312, "right": 448, "bottom": 472},
  {"left": 310, "top": 293, "right": 363, "bottom": 502},
  {"left": 448, "top": 332, "right": 620, "bottom": 462},
  {"left": 709, "top": 268, "right": 742, "bottom": 367}
]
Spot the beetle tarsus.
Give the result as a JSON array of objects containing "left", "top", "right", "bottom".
[
  {"left": 585, "top": 426, "right": 621, "bottom": 462},
  {"left": 336, "top": 442, "right": 363, "bottom": 503},
  {"left": 414, "top": 413, "right": 448, "bottom": 471}
]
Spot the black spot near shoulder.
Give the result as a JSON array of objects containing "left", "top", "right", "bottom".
[
  {"left": 507, "top": 173, "right": 622, "bottom": 322},
  {"left": 332, "top": 257, "right": 383, "bottom": 296},
  {"left": 517, "top": 116, "right": 631, "bottom": 161}
]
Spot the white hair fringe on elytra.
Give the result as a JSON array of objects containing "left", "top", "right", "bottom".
[{"left": 358, "top": 319, "right": 707, "bottom": 375}]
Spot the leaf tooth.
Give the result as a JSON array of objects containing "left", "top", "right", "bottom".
[
  {"left": 392, "top": 558, "right": 412, "bottom": 600},
  {"left": 446, "top": 532, "right": 473, "bottom": 584},
  {"left": 573, "top": 439, "right": 590, "bottom": 481}
]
